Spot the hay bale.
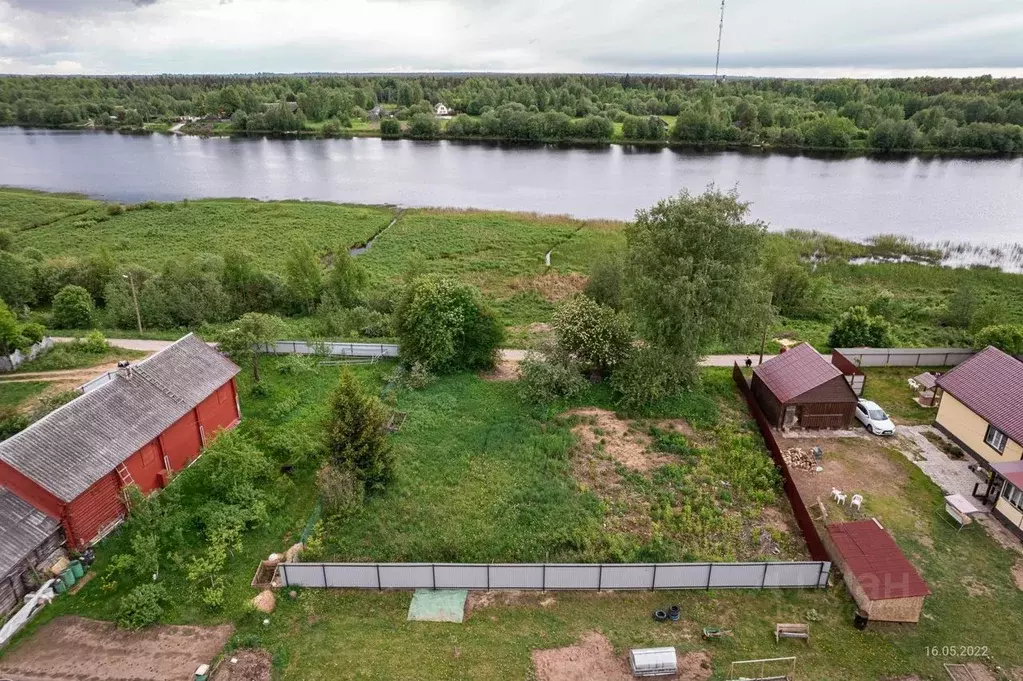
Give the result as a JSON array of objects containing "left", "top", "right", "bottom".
[
  {"left": 251, "top": 590, "right": 276, "bottom": 614},
  {"left": 283, "top": 542, "right": 304, "bottom": 563}
]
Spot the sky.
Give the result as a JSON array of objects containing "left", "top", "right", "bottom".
[{"left": 1, "top": 0, "right": 1022, "bottom": 77}]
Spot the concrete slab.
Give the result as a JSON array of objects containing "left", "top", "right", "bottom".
[{"left": 407, "top": 589, "right": 468, "bottom": 623}]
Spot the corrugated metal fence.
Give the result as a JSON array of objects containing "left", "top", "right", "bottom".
[
  {"left": 833, "top": 347, "right": 976, "bottom": 368},
  {"left": 278, "top": 560, "right": 830, "bottom": 591},
  {"left": 258, "top": 340, "right": 400, "bottom": 358}
]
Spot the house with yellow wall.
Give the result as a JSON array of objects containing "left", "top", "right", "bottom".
[{"left": 935, "top": 346, "right": 1023, "bottom": 539}]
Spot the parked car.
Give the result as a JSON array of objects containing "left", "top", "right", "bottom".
[{"left": 855, "top": 399, "right": 896, "bottom": 435}]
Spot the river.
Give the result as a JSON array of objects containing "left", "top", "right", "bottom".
[{"left": 2, "top": 127, "right": 1022, "bottom": 247}]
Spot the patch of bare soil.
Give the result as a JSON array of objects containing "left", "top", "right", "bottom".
[
  {"left": 789, "top": 438, "right": 908, "bottom": 517},
  {"left": 962, "top": 575, "right": 991, "bottom": 597},
  {"left": 212, "top": 649, "right": 273, "bottom": 681},
  {"left": 1013, "top": 560, "right": 1023, "bottom": 592},
  {"left": 480, "top": 359, "right": 520, "bottom": 382},
  {"left": 945, "top": 664, "right": 997, "bottom": 681},
  {"left": 760, "top": 507, "right": 792, "bottom": 535},
  {"left": 568, "top": 408, "right": 670, "bottom": 473},
  {"left": 677, "top": 651, "right": 713, "bottom": 681},
  {"left": 531, "top": 632, "right": 631, "bottom": 681},
  {"left": 510, "top": 271, "right": 588, "bottom": 302},
  {"left": 0, "top": 615, "right": 232, "bottom": 681},
  {"left": 465, "top": 590, "right": 557, "bottom": 618}
]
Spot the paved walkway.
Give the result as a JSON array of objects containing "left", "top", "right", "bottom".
[{"left": 894, "top": 425, "right": 991, "bottom": 509}]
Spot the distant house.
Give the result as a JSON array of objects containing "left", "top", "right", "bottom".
[
  {"left": 434, "top": 102, "right": 452, "bottom": 117},
  {"left": 935, "top": 346, "right": 1023, "bottom": 535},
  {"left": 0, "top": 334, "right": 240, "bottom": 548},
  {"left": 751, "top": 343, "right": 859, "bottom": 429},
  {"left": 0, "top": 488, "right": 63, "bottom": 615},
  {"left": 824, "top": 519, "right": 930, "bottom": 623}
]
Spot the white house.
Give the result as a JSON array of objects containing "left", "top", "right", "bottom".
[{"left": 434, "top": 102, "right": 452, "bottom": 117}]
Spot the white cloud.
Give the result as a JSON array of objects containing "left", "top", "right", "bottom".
[{"left": 0, "top": 0, "right": 1021, "bottom": 76}]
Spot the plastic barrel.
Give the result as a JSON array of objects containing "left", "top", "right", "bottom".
[
  {"left": 668, "top": 605, "right": 681, "bottom": 621},
  {"left": 70, "top": 560, "right": 84, "bottom": 579},
  {"left": 52, "top": 579, "right": 66, "bottom": 595},
  {"left": 61, "top": 568, "right": 76, "bottom": 588},
  {"left": 853, "top": 610, "right": 869, "bottom": 630}
]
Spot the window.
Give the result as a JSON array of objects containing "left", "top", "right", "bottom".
[
  {"left": 1002, "top": 481, "right": 1023, "bottom": 513},
  {"left": 985, "top": 425, "right": 1008, "bottom": 454}
]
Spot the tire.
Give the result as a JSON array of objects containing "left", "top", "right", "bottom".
[{"left": 867, "top": 425, "right": 874, "bottom": 434}]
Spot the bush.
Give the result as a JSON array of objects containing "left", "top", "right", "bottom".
[
  {"left": 29, "top": 390, "right": 78, "bottom": 421},
  {"left": 518, "top": 346, "right": 588, "bottom": 405},
  {"left": 316, "top": 464, "right": 365, "bottom": 518},
  {"left": 583, "top": 256, "right": 624, "bottom": 310},
  {"left": 388, "top": 361, "right": 435, "bottom": 391},
  {"left": 324, "top": 369, "right": 393, "bottom": 491},
  {"left": 974, "top": 324, "right": 1023, "bottom": 355},
  {"left": 0, "top": 407, "right": 30, "bottom": 442},
  {"left": 408, "top": 113, "right": 440, "bottom": 139},
  {"left": 116, "top": 584, "right": 166, "bottom": 630},
  {"left": 19, "top": 322, "right": 45, "bottom": 344},
  {"left": 82, "top": 330, "right": 108, "bottom": 354},
  {"left": 380, "top": 118, "right": 401, "bottom": 136},
  {"left": 827, "top": 306, "right": 894, "bottom": 348},
  {"left": 51, "top": 284, "right": 95, "bottom": 329},
  {"left": 395, "top": 275, "right": 503, "bottom": 373},
  {"left": 612, "top": 346, "right": 696, "bottom": 412},
  {"left": 551, "top": 295, "right": 632, "bottom": 373}
]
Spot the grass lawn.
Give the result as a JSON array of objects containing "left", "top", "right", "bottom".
[
  {"left": 861, "top": 367, "right": 944, "bottom": 426},
  {"left": 14, "top": 343, "right": 148, "bottom": 373},
  {"left": 0, "top": 188, "right": 99, "bottom": 232},
  {"left": 16, "top": 197, "right": 396, "bottom": 273},
  {"left": 0, "top": 381, "right": 49, "bottom": 408}
]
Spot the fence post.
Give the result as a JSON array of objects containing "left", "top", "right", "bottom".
[
  {"left": 322, "top": 564, "right": 328, "bottom": 588},
  {"left": 651, "top": 564, "right": 657, "bottom": 591},
  {"left": 281, "top": 563, "right": 289, "bottom": 586},
  {"left": 817, "top": 562, "right": 825, "bottom": 589},
  {"left": 432, "top": 563, "right": 437, "bottom": 590},
  {"left": 707, "top": 563, "right": 713, "bottom": 590},
  {"left": 542, "top": 564, "right": 546, "bottom": 593},
  {"left": 487, "top": 564, "right": 490, "bottom": 592},
  {"left": 376, "top": 564, "right": 382, "bottom": 591},
  {"left": 598, "top": 564, "right": 603, "bottom": 592},
  {"left": 761, "top": 562, "right": 769, "bottom": 588}
]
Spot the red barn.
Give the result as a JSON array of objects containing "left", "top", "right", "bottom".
[{"left": 0, "top": 334, "right": 240, "bottom": 548}]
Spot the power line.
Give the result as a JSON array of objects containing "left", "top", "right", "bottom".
[{"left": 714, "top": 0, "right": 726, "bottom": 84}]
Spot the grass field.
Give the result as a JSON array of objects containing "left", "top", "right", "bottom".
[
  {"left": 861, "top": 367, "right": 944, "bottom": 426},
  {"left": 0, "top": 381, "right": 48, "bottom": 408}
]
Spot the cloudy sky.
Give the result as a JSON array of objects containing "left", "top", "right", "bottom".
[{"left": 2, "top": 0, "right": 1022, "bottom": 77}]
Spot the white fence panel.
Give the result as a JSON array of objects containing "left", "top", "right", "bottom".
[
  {"left": 379, "top": 564, "right": 434, "bottom": 589},
  {"left": 834, "top": 347, "right": 977, "bottom": 368},
  {"left": 325, "top": 564, "right": 379, "bottom": 588},
  {"left": 435, "top": 564, "right": 488, "bottom": 589},
  {"left": 708, "top": 563, "right": 766, "bottom": 589},
  {"left": 763, "top": 562, "right": 826, "bottom": 588},
  {"left": 653, "top": 564, "right": 712, "bottom": 589},
  {"left": 544, "top": 565, "right": 601, "bottom": 590},
  {"left": 280, "top": 563, "right": 327, "bottom": 587},
  {"left": 601, "top": 564, "right": 655, "bottom": 590},
  {"left": 260, "top": 340, "right": 400, "bottom": 358},
  {"left": 489, "top": 565, "right": 545, "bottom": 590}
]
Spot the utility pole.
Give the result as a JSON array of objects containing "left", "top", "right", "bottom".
[
  {"left": 714, "top": 0, "right": 726, "bottom": 85},
  {"left": 123, "top": 273, "right": 143, "bottom": 334}
]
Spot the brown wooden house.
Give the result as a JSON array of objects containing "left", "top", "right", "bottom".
[{"left": 752, "top": 343, "right": 859, "bottom": 429}]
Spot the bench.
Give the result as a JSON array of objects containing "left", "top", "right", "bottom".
[{"left": 775, "top": 623, "right": 809, "bottom": 643}]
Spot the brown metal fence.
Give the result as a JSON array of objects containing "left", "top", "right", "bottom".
[{"left": 732, "top": 364, "right": 829, "bottom": 562}]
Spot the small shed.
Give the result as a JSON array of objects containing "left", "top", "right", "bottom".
[
  {"left": 752, "top": 343, "right": 859, "bottom": 429},
  {"left": 629, "top": 647, "right": 677, "bottom": 677},
  {"left": 0, "top": 488, "right": 63, "bottom": 615},
  {"left": 908, "top": 371, "right": 939, "bottom": 407},
  {"left": 824, "top": 519, "right": 930, "bottom": 623}
]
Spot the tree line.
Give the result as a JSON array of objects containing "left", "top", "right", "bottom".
[{"left": 2, "top": 74, "right": 1023, "bottom": 151}]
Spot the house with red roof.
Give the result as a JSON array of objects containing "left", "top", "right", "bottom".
[
  {"left": 824, "top": 519, "right": 930, "bottom": 623},
  {"left": 934, "top": 346, "right": 1023, "bottom": 537},
  {"left": 751, "top": 343, "right": 859, "bottom": 430}
]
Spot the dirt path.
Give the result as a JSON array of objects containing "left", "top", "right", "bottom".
[
  {"left": 0, "top": 363, "right": 122, "bottom": 384},
  {"left": 0, "top": 616, "right": 232, "bottom": 681}
]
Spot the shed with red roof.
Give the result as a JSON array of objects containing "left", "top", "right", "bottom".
[
  {"left": 824, "top": 519, "right": 930, "bottom": 623},
  {"left": 751, "top": 343, "right": 859, "bottom": 429}
]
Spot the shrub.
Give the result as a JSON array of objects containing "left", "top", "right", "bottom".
[
  {"left": 583, "top": 256, "right": 624, "bottom": 310},
  {"left": 380, "top": 118, "right": 401, "bottom": 136},
  {"left": 19, "top": 322, "right": 45, "bottom": 344},
  {"left": 51, "top": 284, "right": 95, "bottom": 329},
  {"left": 324, "top": 369, "right": 393, "bottom": 491},
  {"left": 974, "top": 324, "right": 1023, "bottom": 355},
  {"left": 277, "top": 353, "right": 317, "bottom": 375},
  {"left": 116, "top": 584, "right": 166, "bottom": 630},
  {"left": 408, "top": 113, "right": 440, "bottom": 139},
  {"left": 82, "top": 330, "right": 108, "bottom": 354},
  {"left": 395, "top": 275, "right": 503, "bottom": 373},
  {"left": 30, "top": 390, "right": 79, "bottom": 421},
  {"left": 0, "top": 407, "right": 30, "bottom": 442},
  {"left": 551, "top": 295, "right": 632, "bottom": 374},
  {"left": 827, "top": 306, "right": 894, "bottom": 348},
  {"left": 0, "top": 300, "right": 30, "bottom": 355},
  {"left": 518, "top": 346, "right": 588, "bottom": 405},
  {"left": 388, "top": 361, "right": 435, "bottom": 391},
  {"left": 316, "top": 463, "right": 365, "bottom": 518},
  {"left": 303, "top": 520, "right": 327, "bottom": 561},
  {"left": 612, "top": 346, "right": 696, "bottom": 412}
]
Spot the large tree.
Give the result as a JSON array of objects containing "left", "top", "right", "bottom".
[
  {"left": 624, "top": 187, "right": 772, "bottom": 385},
  {"left": 217, "top": 312, "right": 286, "bottom": 383},
  {"left": 324, "top": 369, "right": 393, "bottom": 491}
]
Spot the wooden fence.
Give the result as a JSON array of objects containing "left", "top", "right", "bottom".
[{"left": 732, "top": 364, "right": 829, "bottom": 562}]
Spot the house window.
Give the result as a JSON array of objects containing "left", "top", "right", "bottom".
[
  {"left": 1003, "top": 481, "right": 1023, "bottom": 513},
  {"left": 985, "top": 425, "right": 1008, "bottom": 454}
]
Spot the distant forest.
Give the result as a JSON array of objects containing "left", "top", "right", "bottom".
[{"left": 2, "top": 74, "right": 1023, "bottom": 152}]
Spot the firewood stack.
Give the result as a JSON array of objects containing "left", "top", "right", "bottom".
[{"left": 782, "top": 447, "right": 819, "bottom": 471}]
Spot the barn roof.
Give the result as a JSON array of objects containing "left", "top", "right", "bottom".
[
  {"left": 937, "top": 346, "right": 1023, "bottom": 446},
  {"left": 827, "top": 520, "right": 930, "bottom": 600},
  {"left": 0, "top": 488, "right": 59, "bottom": 578},
  {"left": 753, "top": 343, "right": 855, "bottom": 404},
  {"left": 0, "top": 334, "right": 239, "bottom": 503}
]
